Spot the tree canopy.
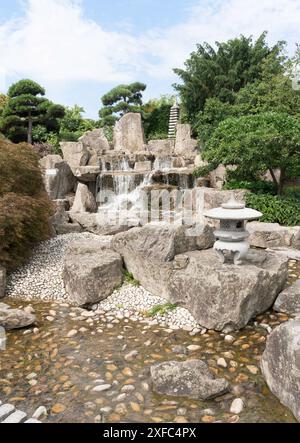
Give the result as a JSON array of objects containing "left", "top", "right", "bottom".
[
  {"left": 203, "top": 112, "right": 300, "bottom": 194},
  {"left": 0, "top": 79, "right": 65, "bottom": 144},
  {"left": 174, "top": 33, "right": 285, "bottom": 124},
  {"left": 99, "top": 82, "right": 146, "bottom": 126}
]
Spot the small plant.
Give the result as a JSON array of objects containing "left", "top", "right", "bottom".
[
  {"left": 146, "top": 303, "right": 178, "bottom": 317},
  {"left": 246, "top": 192, "right": 300, "bottom": 226},
  {"left": 123, "top": 269, "right": 140, "bottom": 287}
]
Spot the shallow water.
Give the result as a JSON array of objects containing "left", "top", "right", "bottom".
[{"left": 0, "top": 261, "right": 299, "bottom": 424}]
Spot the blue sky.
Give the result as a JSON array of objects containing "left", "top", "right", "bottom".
[{"left": 0, "top": 0, "right": 300, "bottom": 118}]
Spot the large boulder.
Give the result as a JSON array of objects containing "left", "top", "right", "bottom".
[
  {"left": 51, "top": 200, "right": 83, "bottom": 235},
  {"left": 70, "top": 183, "right": 97, "bottom": 213},
  {"left": 73, "top": 166, "right": 101, "bottom": 182},
  {"left": 0, "top": 303, "right": 36, "bottom": 330},
  {"left": 39, "top": 155, "right": 75, "bottom": 199},
  {"left": 69, "top": 212, "right": 137, "bottom": 235},
  {"left": 261, "top": 318, "right": 300, "bottom": 422},
  {"left": 169, "top": 249, "right": 288, "bottom": 331},
  {"left": 60, "top": 141, "right": 90, "bottom": 171},
  {"left": 248, "top": 222, "right": 300, "bottom": 249},
  {"left": 147, "top": 139, "right": 175, "bottom": 156},
  {"left": 63, "top": 247, "right": 123, "bottom": 306},
  {"left": 79, "top": 129, "right": 110, "bottom": 160},
  {"left": 274, "top": 280, "right": 300, "bottom": 315},
  {"left": 0, "top": 266, "right": 6, "bottom": 299},
  {"left": 112, "top": 222, "right": 214, "bottom": 299},
  {"left": 151, "top": 360, "right": 229, "bottom": 400},
  {"left": 113, "top": 113, "right": 145, "bottom": 153},
  {"left": 175, "top": 124, "right": 198, "bottom": 157}
]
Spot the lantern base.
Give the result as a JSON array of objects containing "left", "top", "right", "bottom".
[{"left": 214, "top": 240, "right": 249, "bottom": 265}]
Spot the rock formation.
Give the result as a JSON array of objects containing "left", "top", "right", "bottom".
[{"left": 261, "top": 318, "right": 300, "bottom": 422}]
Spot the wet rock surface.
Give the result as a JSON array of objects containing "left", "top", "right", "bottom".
[
  {"left": 274, "top": 280, "right": 300, "bottom": 315},
  {"left": 151, "top": 360, "right": 229, "bottom": 400},
  {"left": 261, "top": 317, "right": 300, "bottom": 422}
]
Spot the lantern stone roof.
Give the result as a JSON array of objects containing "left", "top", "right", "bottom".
[{"left": 204, "top": 193, "right": 262, "bottom": 221}]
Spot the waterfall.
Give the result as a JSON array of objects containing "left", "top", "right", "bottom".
[{"left": 153, "top": 156, "right": 172, "bottom": 171}]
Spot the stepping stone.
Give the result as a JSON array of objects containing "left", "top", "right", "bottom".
[
  {"left": 0, "top": 404, "right": 15, "bottom": 421},
  {"left": 2, "top": 410, "right": 27, "bottom": 423},
  {"left": 25, "top": 418, "right": 42, "bottom": 423}
]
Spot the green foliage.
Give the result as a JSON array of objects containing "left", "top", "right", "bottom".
[
  {"left": 0, "top": 79, "right": 65, "bottom": 144},
  {"left": 193, "top": 163, "right": 217, "bottom": 178},
  {"left": 223, "top": 179, "right": 277, "bottom": 195},
  {"left": 283, "top": 186, "right": 300, "bottom": 200},
  {"left": 123, "top": 269, "right": 140, "bottom": 287},
  {"left": 246, "top": 193, "right": 300, "bottom": 226},
  {"left": 174, "top": 33, "right": 285, "bottom": 124},
  {"left": 0, "top": 140, "right": 53, "bottom": 270},
  {"left": 146, "top": 303, "right": 178, "bottom": 317},
  {"left": 99, "top": 82, "right": 146, "bottom": 126},
  {"left": 142, "top": 95, "right": 174, "bottom": 141},
  {"left": 59, "top": 105, "right": 100, "bottom": 141},
  {"left": 202, "top": 112, "right": 300, "bottom": 194}
]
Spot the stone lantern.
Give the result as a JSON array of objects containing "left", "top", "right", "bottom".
[{"left": 204, "top": 193, "right": 262, "bottom": 265}]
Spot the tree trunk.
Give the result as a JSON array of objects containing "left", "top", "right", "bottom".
[
  {"left": 269, "top": 168, "right": 279, "bottom": 193},
  {"left": 27, "top": 113, "right": 33, "bottom": 145},
  {"left": 278, "top": 169, "right": 285, "bottom": 196}
]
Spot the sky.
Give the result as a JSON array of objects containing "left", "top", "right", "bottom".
[{"left": 0, "top": 0, "right": 300, "bottom": 118}]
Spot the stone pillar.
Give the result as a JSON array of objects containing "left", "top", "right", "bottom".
[{"left": 113, "top": 113, "right": 145, "bottom": 153}]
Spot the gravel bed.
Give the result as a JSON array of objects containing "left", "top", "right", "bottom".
[{"left": 6, "top": 233, "right": 204, "bottom": 332}]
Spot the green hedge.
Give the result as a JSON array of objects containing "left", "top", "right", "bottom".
[{"left": 246, "top": 193, "right": 300, "bottom": 226}]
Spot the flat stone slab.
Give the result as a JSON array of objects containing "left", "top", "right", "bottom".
[
  {"left": 0, "top": 404, "right": 15, "bottom": 420},
  {"left": 2, "top": 410, "right": 27, "bottom": 423},
  {"left": 169, "top": 249, "right": 288, "bottom": 331}
]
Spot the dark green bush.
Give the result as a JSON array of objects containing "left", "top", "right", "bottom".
[
  {"left": 224, "top": 179, "right": 277, "bottom": 195},
  {"left": 0, "top": 140, "right": 53, "bottom": 270},
  {"left": 246, "top": 192, "right": 300, "bottom": 226}
]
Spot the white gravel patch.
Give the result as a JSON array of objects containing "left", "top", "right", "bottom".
[{"left": 6, "top": 233, "right": 204, "bottom": 332}]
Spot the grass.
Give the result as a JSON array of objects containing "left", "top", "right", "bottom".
[
  {"left": 146, "top": 303, "right": 178, "bottom": 317},
  {"left": 123, "top": 269, "right": 140, "bottom": 287}
]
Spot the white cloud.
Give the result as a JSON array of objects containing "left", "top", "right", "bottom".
[
  {"left": 0, "top": 0, "right": 144, "bottom": 84},
  {"left": 0, "top": 0, "right": 299, "bottom": 92},
  {"left": 142, "top": 0, "right": 300, "bottom": 78}
]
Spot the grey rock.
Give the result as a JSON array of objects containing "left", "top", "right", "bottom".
[
  {"left": 113, "top": 113, "right": 145, "bottom": 153},
  {"left": 0, "top": 266, "right": 6, "bottom": 299},
  {"left": 175, "top": 124, "right": 198, "bottom": 156},
  {"left": 73, "top": 166, "right": 101, "bottom": 182},
  {"left": 0, "top": 303, "right": 36, "bottom": 330},
  {"left": 0, "top": 404, "right": 15, "bottom": 420},
  {"left": 261, "top": 318, "right": 300, "bottom": 422},
  {"left": 60, "top": 141, "right": 90, "bottom": 171},
  {"left": 63, "top": 249, "right": 123, "bottom": 306},
  {"left": 248, "top": 222, "right": 300, "bottom": 249},
  {"left": 70, "top": 183, "right": 97, "bottom": 213},
  {"left": 51, "top": 200, "right": 83, "bottom": 235},
  {"left": 274, "top": 280, "right": 300, "bottom": 315},
  {"left": 79, "top": 129, "right": 110, "bottom": 160},
  {"left": 169, "top": 249, "right": 288, "bottom": 331},
  {"left": 112, "top": 222, "right": 214, "bottom": 299},
  {"left": 2, "top": 410, "right": 27, "bottom": 423},
  {"left": 68, "top": 212, "right": 136, "bottom": 235},
  {"left": 40, "top": 155, "right": 75, "bottom": 199},
  {"left": 147, "top": 139, "right": 175, "bottom": 156},
  {"left": 151, "top": 360, "right": 229, "bottom": 400}
]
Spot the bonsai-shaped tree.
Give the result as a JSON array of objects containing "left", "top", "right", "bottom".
[
  {"left": 0, "top": 79, "right": 65, "bottom": 144},
  {"left": 99, "top": 82, "right": 146, "bottom": 126}
]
